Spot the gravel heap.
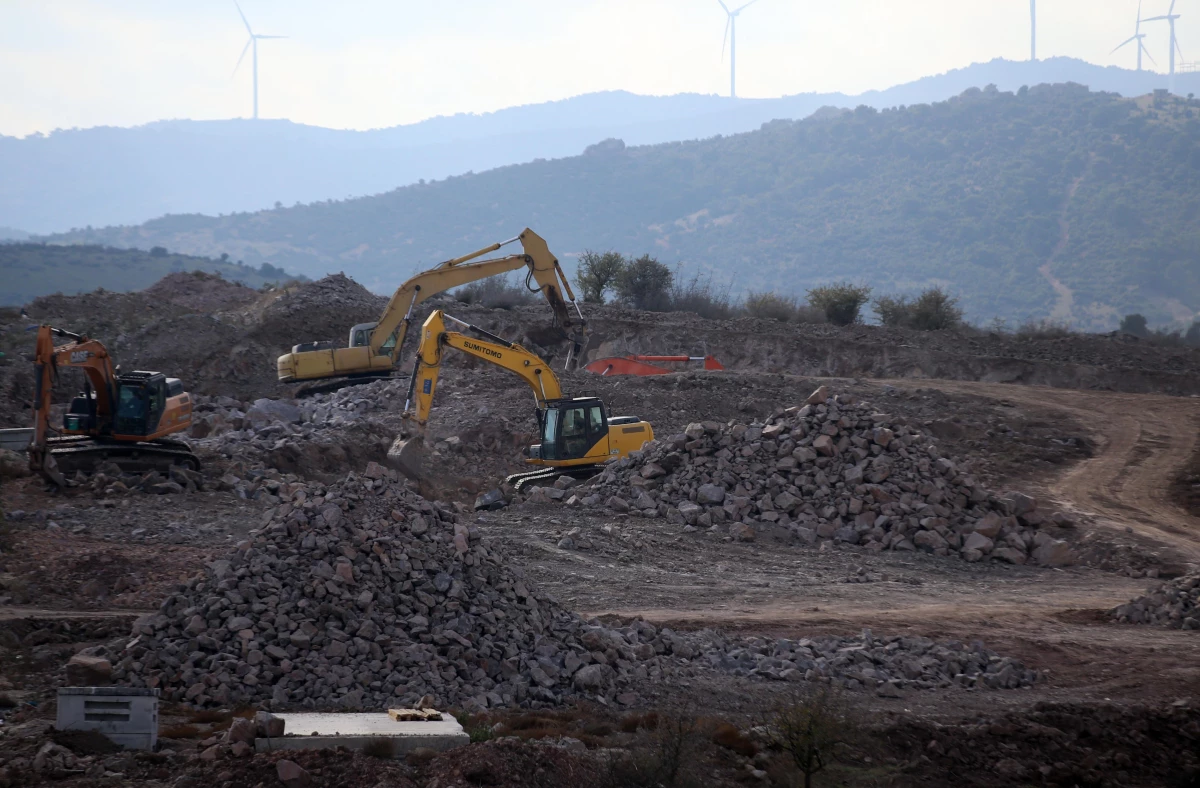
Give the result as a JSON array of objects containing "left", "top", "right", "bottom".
[
  {"left": 696, "top": 630, "right": 1039, "bottom": 691},
  {"left": 107, "top": 457, "right": 1042, "bottom": 711},
  {"left": 1110, "top": 573, "right": 1200, "bottom": 629},
  {"left": 536, "top": 387, "right": 1073, "bottom": 566},
  {"left": 112, "top": 465, "right": 675, "bottom": 711}
]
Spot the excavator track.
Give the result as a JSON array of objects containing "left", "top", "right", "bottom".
[
  {"left": 45, "top": 436, "right": 200, "bottom": 477},
  {"left": 294, "top": 372, "right": 397, "bottom": 399},
  {"left": 505, "top": 464, "right": 602, "bottom": 492}
]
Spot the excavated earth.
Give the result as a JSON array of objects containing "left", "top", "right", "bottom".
[{"left": 2, "top": 273, "right": 1200, "bottom": 787}]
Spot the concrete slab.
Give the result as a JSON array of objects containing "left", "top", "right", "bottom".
[{"left": 255, "top": 712, "right": 469, "bottom": 758}]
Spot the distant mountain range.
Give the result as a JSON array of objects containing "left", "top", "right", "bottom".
[
  {"left": 44, "top": 83, "right": 1200, "bottom": 330},
  {"left": 8, "top": 57, "right": 1200, "bottom": 235}
]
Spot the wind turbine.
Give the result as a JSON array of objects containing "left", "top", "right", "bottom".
[
  {"left": 232, "top": 1, "right": 287, "bottom": 120},
  {"left": 718, "top": 0, "right": 761, "bottom": 99},
  {"left": 1142, "top": 0, "right": 1183, "bottom": 89},
  {"left": 1030, "top": 0, "right": 1037, "bottom": 61},
  {"left": 1111, "top": 1, "right": 1157, "bottom": 72}
]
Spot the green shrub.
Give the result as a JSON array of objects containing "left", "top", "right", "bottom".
[
  {"left": 454, "top": 274, "right": 537, "bottom": 309},
  {"left": 744, "top": 291, "right": 800, "bottom": 322},
  {"left": 874, "top": 287, "right": 962, "bottom": 330},
  {"left": 668, "top": 272, "right": 736, "bottom": 320},
  {"left": 616, "top": 254, "right": 673, "bottom": 311},
  {"left": 872, "top": 294, "right": 912, "bottom": 327},
  {"left": 1119, "top": 313, "right": 1148, "bottom": 337},
  {"left": 908, "top": 287, "right": 963, "bottom": 330},
  {"left": 807, "top": 282, "right": 872, "bottom": 326},
  {"left": 765, "top": 686, "right": 859, "bottom": 788},
  {"left": 1015, "top": 319, "right": 1074, "bottom": 339},
  {"left": 574, "top": 250, "right": 626, "bottom": 304}
]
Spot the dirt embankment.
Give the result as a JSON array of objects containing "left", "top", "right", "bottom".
[{"left": 4, "top": 273, "right": 1200, "bottom": 424}]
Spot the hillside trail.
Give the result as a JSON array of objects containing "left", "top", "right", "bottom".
[{"left": 1039, "top": 172, "right": 1087, "bottom": 323}]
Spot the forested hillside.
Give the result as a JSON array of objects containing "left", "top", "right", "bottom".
[
  {"left": 0, "top": 243, "right": 306, "bottom": 306},
  {"left": 10, "top": 58, "right": 1198, "bottom": 235},
  {"left": 47, "top": 84, "right": 1200, "bottom": 328}
]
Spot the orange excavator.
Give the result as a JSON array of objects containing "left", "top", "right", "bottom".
[{"left": 25, "top": 325, "right": 198, "bottom": 486}]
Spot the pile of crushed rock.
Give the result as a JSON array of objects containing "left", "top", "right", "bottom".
[
  {"left": 695, "top": 630, "right": 1039, "bottom": 692},
  {"left": 530, "top": 386, "right": 1074, "bottom": 567},
  {"left": 110, "top": 460, "right": 1041, "bottom": 712},
  {"left": 1110, "top": 573, "right": 1200, "bottom": 629},
  {"left": 112, "top": 464, "right": 677, "bottom": 711}
]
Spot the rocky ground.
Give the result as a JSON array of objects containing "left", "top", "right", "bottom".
[{"left": 2, "top": 273, "right": 1200, "bottom": 787}]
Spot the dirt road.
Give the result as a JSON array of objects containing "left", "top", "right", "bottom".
[{"left": 893, "top": 380, "right": 1200, "bottom": 561}]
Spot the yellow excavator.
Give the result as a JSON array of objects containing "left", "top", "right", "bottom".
[
  {"left": 387, "top": 309, "right": 654, "bottom": 489},
  {"left": 277, "top": 228, "right": 587, "bottom": 396}
]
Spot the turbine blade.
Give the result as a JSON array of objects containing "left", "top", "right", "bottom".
[
  {"left": 1175, "top": 33, "right": 1184, "bottom": 63},
  {"left": 234, "top": 0, "right": 252, "bottom": 35},
  {"left": 1142, "top": 41, "right": 1157, "bottom": 65},
  {"left": 734, "top": 0, "right": 761, "bottom": 12},
  {"left": 1112, "top": 35, "right": 1137, "bottom": 54},
  {"left": 232, "top": 37, "right": 251, "bottom": 76},
  {"left": 1169, "top": 0, "right": 1176, "bottom": 15},
  {"left": 1136, "top": 0, "right": 1142, "bottom": 32},
  {"left": 256, "top": 34, "right": 287, "bottom": 39},
  {"left": 721, "top": 16, "right": 730, "bottom": 60},
  {"left": 717, "top": 0, "right": 730, "bottom": 13},
  {"left": 1141, "top": 15, "right": 1167, "bottom": 22}
]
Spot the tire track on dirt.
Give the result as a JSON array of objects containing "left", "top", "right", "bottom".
[{"left": 882, "top": 380, "right": 1200, "bottom": 560}]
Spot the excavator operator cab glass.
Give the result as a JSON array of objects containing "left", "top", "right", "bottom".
[
  {"left": 539, "top": 398, "right": 609, "bottom": 461},
  {"left": 115, "top": 372, "right": 167, "bottom": 435},
  {"left": 349, "top": 323, "right": 377, "bottom": 349}
]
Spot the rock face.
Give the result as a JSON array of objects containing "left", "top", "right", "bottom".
[
  {"left": 112, "top": 469, "right": 674, "bottom": 711},
  {"left": 560, "top": 389, "right": 1068, "bottom": 566},
  {"left": 1111, "top": 574, "right": 1200, "bottom": 629}
]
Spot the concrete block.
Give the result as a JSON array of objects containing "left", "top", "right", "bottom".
[
  {"left": 56, "top": 687, "right": 159, "bottom": 750},
  {"left": 255, "top": 712, "right": 469, "bottom": 757}
]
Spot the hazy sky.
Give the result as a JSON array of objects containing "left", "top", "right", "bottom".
[{"left": 1, "top": 1, "right": 1194, "bottom": 137}]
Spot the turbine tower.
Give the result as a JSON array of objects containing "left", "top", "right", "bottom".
[
  {"left": 232, "top": 1, "right": 287, "bottom": 120},
  {"left": 1111, "top": 1, "right": 1157, "bottom": 72},
  {"left": 1030, "top": 0, "right": 1037, "bottom": 61},
  {"left": 1143, "top": 0, "right": 1183, "bottom": 89},
  {"left": 718, "top": 0, "right": 761, "bottom": 99}
]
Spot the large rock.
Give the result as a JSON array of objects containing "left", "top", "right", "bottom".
[
  {"left": 962, "top": 533, "right": 994, "bottom": 554},
  {"left": 65, "top": 654, "right": 112, "bottom": 686},
  {"left": 696, "top": 484, "right": 726, "bottom": 505},
  {"left": 1032, "top": 539, "right": 1074, "bottom": 567},
  {"left": 277, "top": 760, "right": 311, "bottom": 788},
  {"left": 247, "top": 398, "right": 303, "bottom": 426}
]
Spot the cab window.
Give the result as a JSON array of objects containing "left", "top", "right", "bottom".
[{"left": 588, "top": 406, "right": 604, "bottom": 432}]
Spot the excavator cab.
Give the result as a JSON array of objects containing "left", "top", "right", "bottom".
[
  {"left": 531, "top": 397, "right": 652, "bottom": 464},
  {"left": 349, "top": 322, "right": 398, "bottom": 354},
  {"left": 112, "top": 372, "right": 187, "bottom": 438}
]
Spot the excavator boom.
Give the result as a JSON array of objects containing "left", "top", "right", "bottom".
[{"left": 277, "top": 228, "right": 586, "bottom": 393}]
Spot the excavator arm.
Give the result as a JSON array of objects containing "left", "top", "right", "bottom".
[
  {"left": 29, "top": 326, "right": 117, "bottom": 485},
  {"left": 278, "top": 228, "right": 587, "bottom": 388},
  {"left": 388, "top": 309, "right": 564, "bottom": 477},
  {"left": 368, "top": 227, "right": 584, "bottom": 361}
]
